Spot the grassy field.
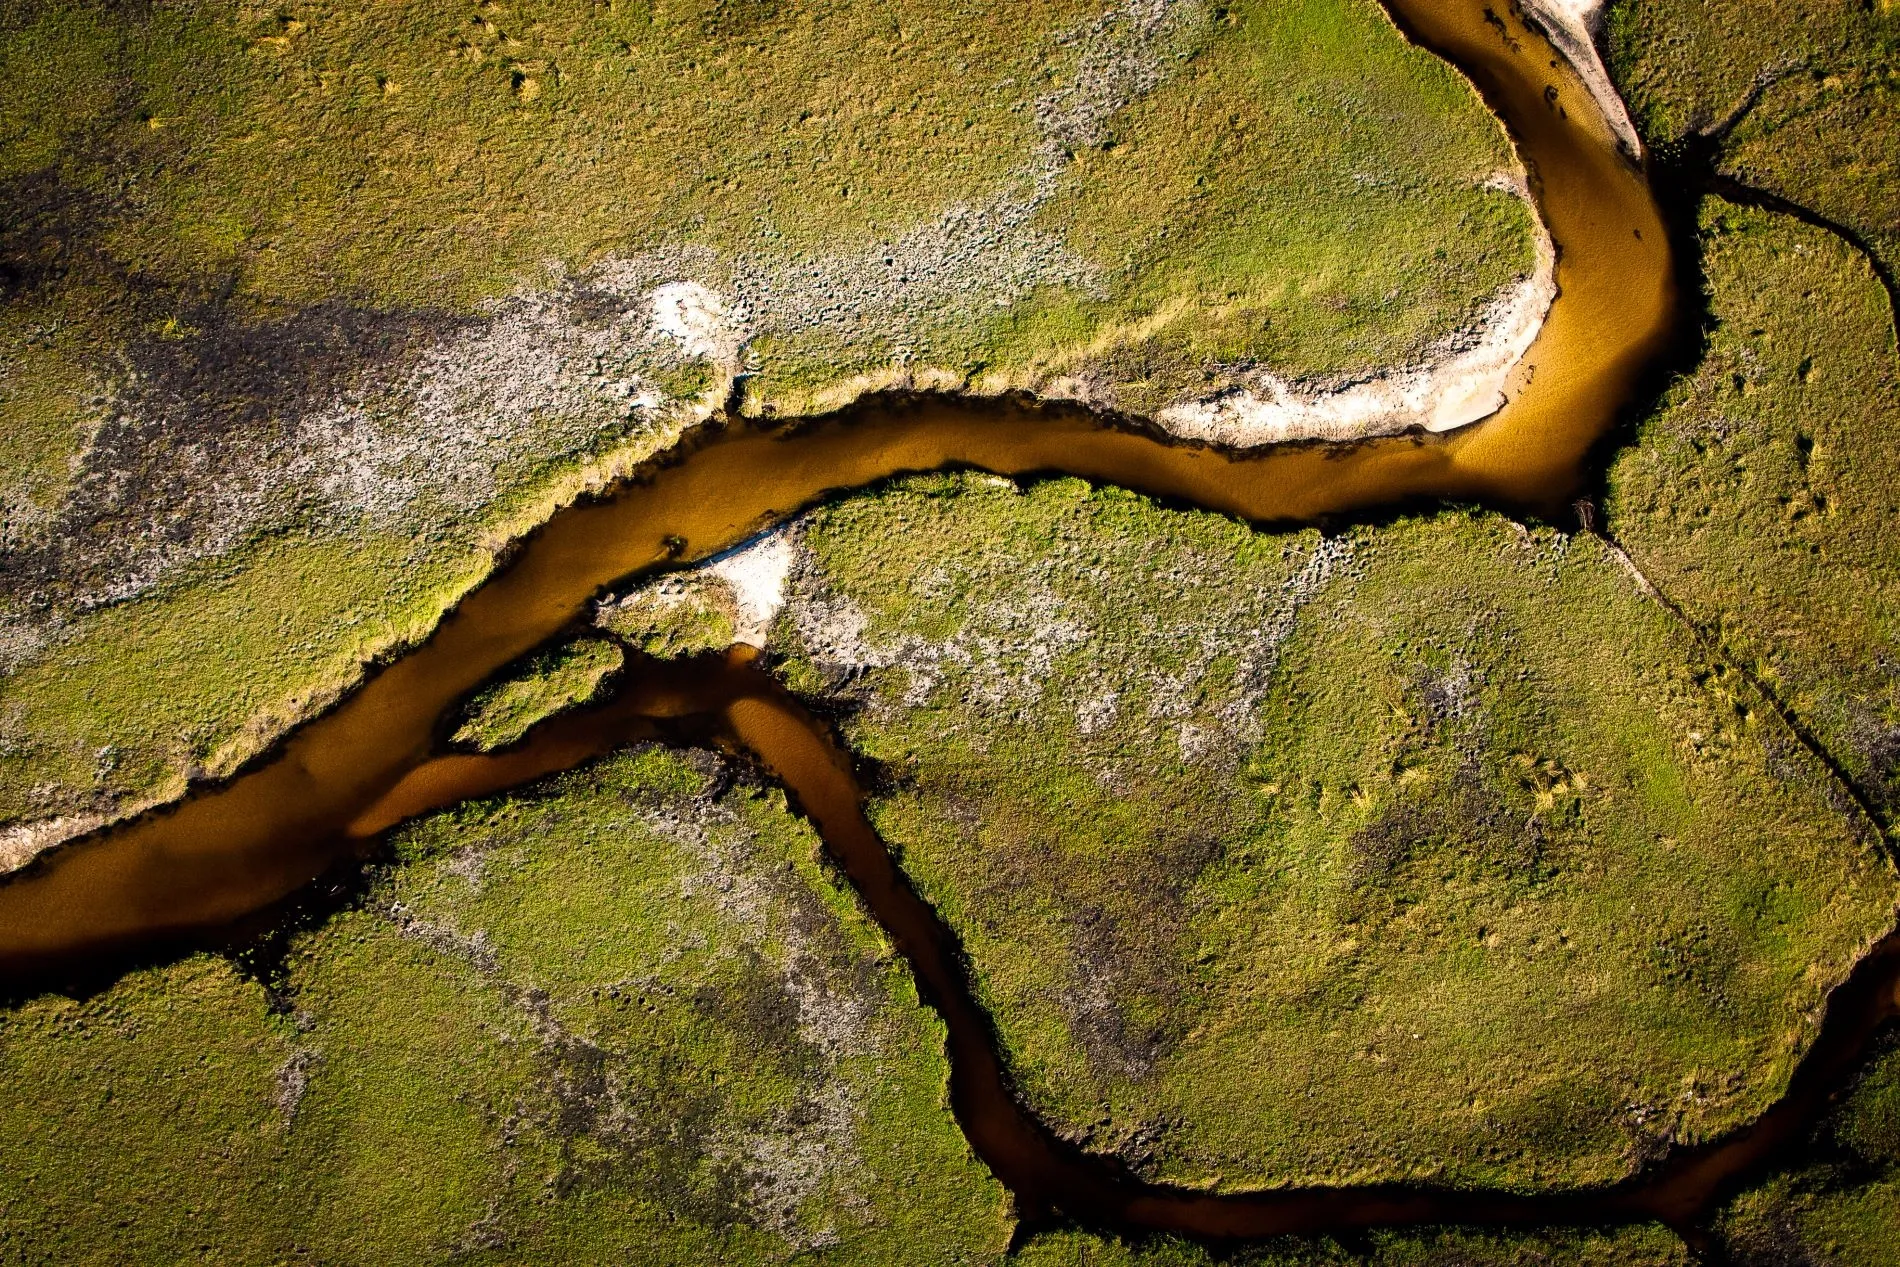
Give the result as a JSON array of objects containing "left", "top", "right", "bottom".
[
  {"left": 764, "top": 475, "right": 1895, "bottom": 1192},
  {"left": 1607, "top": 0, "right": 1899, "bottom": 277},
  {"left": 449, "top": 634, "right": 623, "bottom": 750},
  {"left": 0, "top": 0, "right": 1532, "bottom": 852},
  {"left": 0, "top": 746, "right": 1015, "bottom": 1262},
  {"left": 1601, "top": 0, "right": 1900, "bottom": 833},
  {"left": 1604, "top": 200, "right": 1900, "bottom": 823}
]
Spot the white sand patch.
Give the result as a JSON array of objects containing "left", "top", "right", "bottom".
[
  {"left": 1521, "top": 0, "right": 1643, "bottom": 160},
  {"left": 650, "top": 281, "right": 749, "bottom": 365},
  {"left": 704, "top": 529, "right": 800, "bottom": 647},
  {"left": 1156, "top": 208, "right": 1556, "bottom": 446},
  {"left": 596, "top": 525, "right": 803, "bottom": 650}
]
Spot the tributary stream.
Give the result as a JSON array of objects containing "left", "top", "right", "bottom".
[{"left": 5, "top": 0, "right": 1891, "bottom": 1246}]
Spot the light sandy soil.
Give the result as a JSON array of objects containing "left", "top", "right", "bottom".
[
  {"left": 704, "top": 530, "right": 801, "bottom": 647},
  {"left": 0, "top": 813, "right": 106, "bottom": 873}
]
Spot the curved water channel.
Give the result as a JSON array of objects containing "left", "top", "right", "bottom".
[{"left": 4, "top": 0, "right": 1891, "bottom": 1247}]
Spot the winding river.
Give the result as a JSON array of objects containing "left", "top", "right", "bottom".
[{"left": 6, "top": 0, "right": 1886, "bottom": 1247}]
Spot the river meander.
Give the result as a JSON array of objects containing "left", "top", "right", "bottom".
[{"left": 5, "top": 0, "right": 1856, "bottom": 1245}]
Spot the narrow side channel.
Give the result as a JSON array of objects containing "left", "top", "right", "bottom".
[{"left": 347, "top": 648, "right": 1900, "bottom": 1241}]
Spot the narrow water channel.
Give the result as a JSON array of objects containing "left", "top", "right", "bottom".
[
  {"left": 2, "top": 0, "right": 1856, "bottom": 1245},
  {"left": 343, "top": 647, "right": 1900, "bottom": 1240},
  {"left": 0, "top": 0, "right": 1674, "bottom": 970}
]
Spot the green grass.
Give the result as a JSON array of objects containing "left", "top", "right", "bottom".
[
  {"left": 769, "top": 475, "right": 1895, "bottom": 1192},
  {"left": 0, "top": 0, "right": 1535, "bottom": 848},
  {"left": 1608, "top": 0, "right": 1900, "bottom": 277},
  {"left": 1604, "top": 199, "right": 1900, "bottom": 823},
  {"left": 0, "top": 746, "right": 1013, "bottom": 1262},
  {"left": 0, "top": 957, "right": 297, "bottom": 1264},
  {"left": 597, "top": 569, "right": 744, "bottom": 658},
  {"left": 0, "top": 525, "right": 490, "bottom": 824},
  {"left": 0, "top": 0, "right": 1528, "bottom": 347},
  {"left": 450, "top": 634, "right": 622, "bottom": 750}
]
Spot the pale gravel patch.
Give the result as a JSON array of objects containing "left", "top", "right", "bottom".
[
  {"left": 650, "top": 281, "right": 750, "bottom": 365},
  {"left": 0, "top": 812, "right": 106, "bottom": 872},
  {"left": 271, "top": 1048, "right": 318, "bottom": 1124},
  {"left": 704, "top": 529, "right": 802, "bottom": 648},
  {"left": 594, "top": 522, "right": 804, "bottom": 650}
]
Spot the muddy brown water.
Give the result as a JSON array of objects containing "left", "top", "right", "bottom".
[
  {"left": 340, "top": 647, "right": 1900, "bottom": 1242},
  {"left": 2, "top": 0, "right": 1881, "bottom": 1246}
]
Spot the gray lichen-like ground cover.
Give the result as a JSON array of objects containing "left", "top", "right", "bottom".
[{"left": 0, "top": 0, "right": 1533, "bottom": 855}]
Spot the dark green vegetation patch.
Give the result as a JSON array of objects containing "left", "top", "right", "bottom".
[
  {"left": 1011, "top": 1223, "right": 1694, "bottom": 1266},
  {"left": 1714, "top": 1028, "right": 1900, "bottom": 1266},
  {"left": 450, "top": 634, "right": 624, "bottom": 751}
]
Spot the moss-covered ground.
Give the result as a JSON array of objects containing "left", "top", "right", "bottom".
[
  {"left": 1602, "top": 0, "right": 1900, "bottom": 837},
  {"left": 598, "top": 567, "right": 746, "bottom": 659},
  {"left": 762, "top": 474, "right": 1895, "bottom": 1192},
  {"left": 0, "top": 746, "right": 1015, "bottom": 1262},
  {"left": 10, "top": 0, "right": 1900, "bottom": 1255},
  {"left": 0, "top": 0, "right": 1533, "bottom": 848}
]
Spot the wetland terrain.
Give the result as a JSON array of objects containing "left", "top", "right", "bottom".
[{"left": 2, "top": 0, "right": 1899, "bottom": 1263}]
